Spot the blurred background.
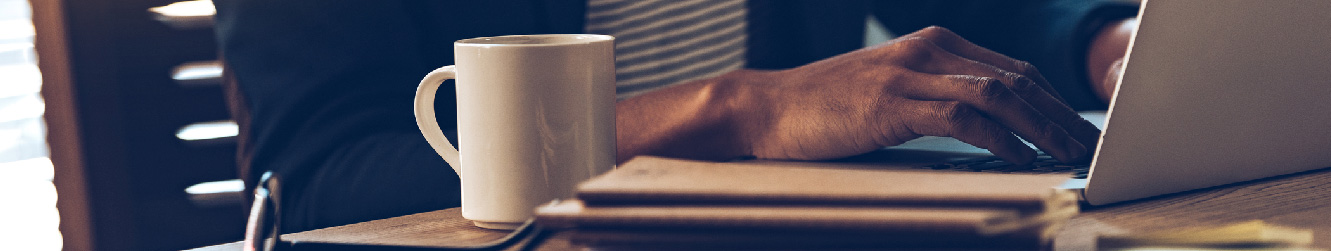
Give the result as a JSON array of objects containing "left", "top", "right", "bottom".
[
  {"left": 1, "top": 0, "right": 59, "bottom": 250},
  {"left": 17, "top": 0, "right": 248, "bottom": 250}
]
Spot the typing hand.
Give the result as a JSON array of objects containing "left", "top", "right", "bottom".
[{"left": 738, "top": 26, "right": 1101, "bottom": 164}]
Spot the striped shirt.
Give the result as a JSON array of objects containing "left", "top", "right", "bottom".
[{"left": 585, "top": 0, "right": 748, "bottom": 99}]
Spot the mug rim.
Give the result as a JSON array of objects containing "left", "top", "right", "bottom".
[{"left": 455, "top": 34, "right": 614, "bottom": 47}]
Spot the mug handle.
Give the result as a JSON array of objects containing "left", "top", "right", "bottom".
[{"left": 414, "top": 66, "right": 462, "bottom": 175}]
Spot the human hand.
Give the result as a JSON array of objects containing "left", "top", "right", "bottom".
[
  {"left": 734, "top": 26, "right": 1102, "bottom": 164},
  {"left": 1088, "top": 18, "right": 1136, "bottom": 103}
]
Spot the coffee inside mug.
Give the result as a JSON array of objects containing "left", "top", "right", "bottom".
[{"left": 457, "top": 34, "right": 614, "bottom": 45}]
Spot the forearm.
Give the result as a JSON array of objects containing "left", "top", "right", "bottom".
[
  {"left": 1086, "top": 18, "right": 1137, "bottom": 102},
  {"left": 615, "top": 27, "right": 1103, "bottom": 165},
  {"left": 614, "top": 70, "right": 771, "bottom": 163}
]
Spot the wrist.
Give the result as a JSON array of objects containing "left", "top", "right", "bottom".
[
  {"left": 614, "top": 69, "right": 774, "bottom": 162},
  {"left": 704, "top": 69, "right": 776, "bottom": 159}
]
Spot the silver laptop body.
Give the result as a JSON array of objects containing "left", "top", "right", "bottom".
[
  {"left": 873, "top": 0, "right": 1331, "bottom": 206},
  {"left": 1080, "top": 0, "right": 1331, "bottom": 205}
]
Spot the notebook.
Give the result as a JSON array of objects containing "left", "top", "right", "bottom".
[{"left": 576, "top": 156, "right": 1076, "bottom": 212}]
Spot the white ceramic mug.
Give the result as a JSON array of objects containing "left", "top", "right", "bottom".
[{"left": 413, "top": 34, "right": 616, "bottom": 229}]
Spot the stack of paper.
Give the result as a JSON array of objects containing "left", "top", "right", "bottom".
[{"left": 535, "top": 156, "right": 1081, "bottom": 249}]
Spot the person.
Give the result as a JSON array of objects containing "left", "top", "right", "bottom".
[{"left": 213, "top": 0, "right": 1140, "bottom": 232}]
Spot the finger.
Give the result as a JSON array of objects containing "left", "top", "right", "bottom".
[
  {"left": 898, "top": 43, "right": 1101, "bottom": 161},
  {"left": 901, "top": 100, "right": 1036, "bottom": 165},
  {"left": 889, "top": 69, "right": 1087, "bottom": 163},
  {"left": 903, "top": 26, "right": 1067, "bottom": 102}
]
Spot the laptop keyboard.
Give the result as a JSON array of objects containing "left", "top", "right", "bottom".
[{"left": 917, "top": 152, "right": 1091, "bottom": 179}]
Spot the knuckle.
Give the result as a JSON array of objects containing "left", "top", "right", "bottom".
[
  {"left": 919, "top": 26, "right": 956, "bottom": 38},
  {"left": 890, "top": 38, "right": 938, "bottom": 62},
  {"left": 1014, "top": 61, "right": 1042, "bottom": 76},
  {"left": 934, "top": 101, "right": 973, "bottom": 127},
  {"left": 894, "top": 37, "right": 934, "bottom": 49},
  {"left": 967, "top": 77, "right": 1009, "bottom": 104},
  {"left": 1004, "top": 71, "right": 1036, "bottom": 90}
]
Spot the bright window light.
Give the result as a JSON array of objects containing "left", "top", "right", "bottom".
[
  {"left": 175, "top": 121, "right": 239, "bottom": 141},
  {"left": 148, "top": 0, "right": 215, "bottom": 18}
]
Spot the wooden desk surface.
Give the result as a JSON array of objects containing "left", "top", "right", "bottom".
[{"left": 189, "top": 167, "right": 1331, "bottom": 250}]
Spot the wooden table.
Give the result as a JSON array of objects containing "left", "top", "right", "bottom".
[{"left": 189, "top": 167, "right": 1331, "bottom": 250}]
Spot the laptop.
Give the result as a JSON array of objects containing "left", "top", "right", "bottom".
[{"left": 861, "top": 0, "right": 1331, "bottom": 206}]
